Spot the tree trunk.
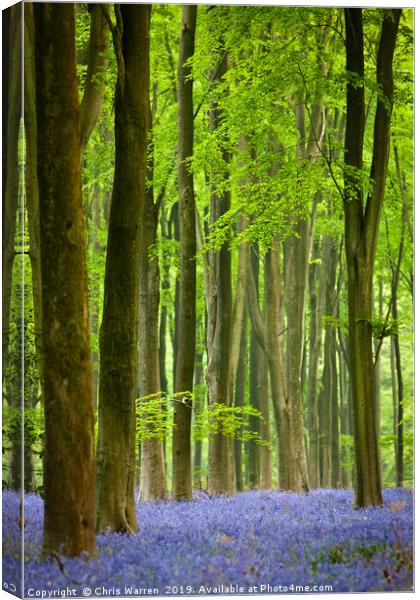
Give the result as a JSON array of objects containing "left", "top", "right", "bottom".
[
  {"left": 331, "top": 324, "right": 340, "bottom": 487},
  {"left": 307, "top": 239, "right": 324, "bottom": 488},
  {"left": 338, "top": 336, "right": 350, "bottom": 488},
  {"left": 159, "top": 205, "right": 170, "bottom": 397},
  {"left": 246, "top": 240, "right": 289, "bottom": 490},
  {"left": 258, "top": 344, "right": 272, "bottom": 490},
  {"left": 283, "top": 223, "right": 310, "bottom": 491},
  {"left": 170, "top": 202, "right": 180, "bottom": 387},
  {"left": 343, "top": 8, "right": 401, "bottom": 507},
  {"left": 391, "top": 151, "right": 408, "bottom": 488},
  {"left": 24, "top": 4, "right": 43, "bottom": 385},
  {"left": 2, "top": 4, "right": 21, "bottom": 381},
  {"left": 34, "top": 3, "right": 95, "bottom": 557},
  {"left": 193, "top": 345, "right": 205, "bottom": 489},
  {"left": 318, "top": 235, "right": 338, "bottom": 487},
  {"left": 80, "top": 4, "right": 109, "bottom": 155},
  {"left": 265, "top": 248, "right": 288, "bottom": 488},
  {"left": 172, "top": 5, "right": 197, "bottom": 501},
  {"left": 247, "top": 247, "right": 262, "bottom": 489},
  {"left": 96, "top": 5, "right": 150, "bottom": 532},
  {"left": 374, "top": 279, "right": 383, "bottom": 441},
  {"left": 138, "top": 182, "right": 167, "bottom": 502},
  {"left": 206, "top": 52, "right": 236, "bottom": 496},
  {"left": 88, "top": 185, "right": 103, "bottom": 410},
  {"left": 234, "top": 318, "right": 247, "bottom": 492}
]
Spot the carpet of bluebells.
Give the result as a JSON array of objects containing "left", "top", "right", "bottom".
[{"left": 2, "top": 488, "right": 413, "bottom": 596}]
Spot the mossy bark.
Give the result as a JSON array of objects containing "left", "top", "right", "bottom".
[
  {"left": 34, "top": 3, "right": 95, "bottom": 557},
  {"left": 96, "top": 5, "right": 150, "bottom": 532}
]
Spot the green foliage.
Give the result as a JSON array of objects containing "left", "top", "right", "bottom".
[
  {"left": 2, "top": 406, "right": 44, "bottom": 452},
  {"left": 136, "top": 393, "right": 172, "bottom": 444},
  {"left": 193, "top": 403, "right": 270, "bottom": 447},
  {"left": 135, "top": 390, "right": 269, "bottom": 449},
  {"left": 339, "top": 434, "right": 354, "bottom": 472}
]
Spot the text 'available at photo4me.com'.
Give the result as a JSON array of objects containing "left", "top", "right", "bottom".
[{"left": 20, "top": 583, "right": 335, "bottom": 598}]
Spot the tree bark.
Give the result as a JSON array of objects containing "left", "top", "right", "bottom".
[
  {"left": 234, "top": 318, "right": 247, "bottom": 492},
  {"left": 330, "top": 323, "right": 340, "bottom": 488},
  {"left": 96, "top": 5, "right": 150, "bottom": 532},
  {"left": 307, "top": 239, "right": 324, "bottom": 488},
  {"left": 138, "top": 181, "right": 167, "bottom": 502},
  {"left": 172, "top": 5, "right": 197, "bottom": 501},
  {"left": 80, "top": 4, "right": 109, "bottom": 155},
  {"left": 159, "top": 205, "right": 170, "bottom": 397},
  {"left": 343, "top": 8, "right": 401, "bottom": 507},
  {"left": 193, "top": 345, "right": 205, "bottom": 489},
  {"left": 34, "top": 3, "right": 95, "bottom": 557},
  {"left": 24, "top": 3, "right": 43, "bottom": 366},
  {"left": 264, "top": 244, "right": 290, "bottom": 490},
  {"left": 2, "top": 4, "right": 21, "bottom": 381},
  {"left": 282, "top": 84, "right": 326, "bottom": 492},
  {"left": 206, "top": 51, "right": 236, "bottom": 496},
  {"left": 318, "top": 235, "right": 338, "bottom": 487},
  {"left": 247, "top": 247, "right": 262, "bottom": 489},
  {"left": 283, "top": 223, "right": 310, "bottom": 491}
]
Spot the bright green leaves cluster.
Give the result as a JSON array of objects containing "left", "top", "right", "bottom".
[
  {"left": 135, "top": 391, "right": 269, "bottom": 448},
  {"left": 136, "top": 393, "right": 172, "bottom": 444},
  {"left": 194, "top": 403, "right": 270, "bottom": 447}
]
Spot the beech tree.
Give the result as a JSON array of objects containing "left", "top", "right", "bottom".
[
  {"left": 34, "top": 3, "right": 96, "bottom": 557},
  {"left": 207, "top": 49, "right": 236, "bottom": 496},
  {"left": 172, "top": 4, "right": 197, "bottom": 501},
  {"left": 96, "top": 4, "right": 150, "bottom": 532},
  {"left": 343, "top": 8, "right": 401, "bottom": 507}
]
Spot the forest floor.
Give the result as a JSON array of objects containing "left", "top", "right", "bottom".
[{"left": 2, "top": 488, "right": 413, "bottom": 596}]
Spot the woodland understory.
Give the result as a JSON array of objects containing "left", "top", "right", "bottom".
[{"left": 2, "top": 2, "right": 413, "bottom": 588}]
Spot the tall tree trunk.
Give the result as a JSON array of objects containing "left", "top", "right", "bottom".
[
  {"left": 247, "top": 247, "right": 262, "bottom": 489},
  {"left": 172, "top": 5, "right": 197, "bottom": 501},
  {"left": 88, "top": 185, "right": 103, "bottom": 409},
  {"left": 282, "top": 89, "right": 326, "bottom": 492},
  {"left": 159, "top": 205, "right": 170, "bottom": 397},
  {"left": 258, "top": 344, "right": 272, "bottom": 490},
  {"left": 206, "top": 51, "right": 236, "bottom": 496},
  {"left": 374, "top": 278, "right": 383, "bottom": 441},
  {"left": 247, "top": 240, "right": 289, "bottom": 490},
  {"left": 22, "top": 4, "right": 42, "bottom": 493},
  {"left": 307, "top": 239, "right": 324, "bottom": 488},
  {"left": 2, "top": 4, "right": 21, "bottom": 381},
  {"left": 331, "top": 324, "right": 340, "bottom": 487},
  {"left": 193, "top": 345, "right": 205, "bottom": 489},
  {"left": 24, "top": 4, "right": 43, "bottom": 382},
  {"left": 170, "top": 202, "right": 180, "bottom": 387},
  {"left": 96, "top": 5, "right": 150, "bottom": 532},
  {"left": 318, "top": 235, "right": 338, "bottom": 487},
  {"left": 338, "top": 333, "right": 350, "bottom": 488},
  {"left": 80, "top": 4, "right": 110, "bottom": 407},
  {"left": 343, "top": 8, "right": 401, "bottom": 507},
  {"left": 80, "top": 4, "right": 109, "bottom": 155},
  {"left": 283, "top": 221, "right": 310, "bottom": 491},
  {"left": 234, "top": 318, "right": 247, "bottom": 492},
  {"left": 138, "top": 182, "right": 167, "bottom": 502},
  {"left": 391, "top": 149, "right": 408, "bottom": 488},
  {"left": 34, "top": 3, "right": 95, "bottom": 557}
]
